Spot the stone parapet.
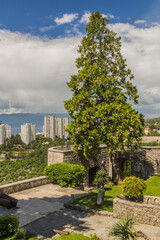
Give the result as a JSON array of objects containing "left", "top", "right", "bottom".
[
  {"left": 143, "top": 195, "right": 160, "bottom": 206},
  {"left": 113, "top": 198, "right": 160, "bottom": 227},
  {"left": 0, "top": 176, "right": 51, "bottom": 194}
]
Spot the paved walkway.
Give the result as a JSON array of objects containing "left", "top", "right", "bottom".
[{"left": 0, "top": 184, "right": 160, "bottom": 239}]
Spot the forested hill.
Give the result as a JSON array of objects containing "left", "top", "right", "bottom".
[{"left": 145, "top": 117, "right": 160, "bottom": 124}]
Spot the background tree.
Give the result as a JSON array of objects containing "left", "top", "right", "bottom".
[{"left": 64, "top": 12, "right": 144, "bottom": 181}]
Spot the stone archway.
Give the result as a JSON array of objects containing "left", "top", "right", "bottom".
[{"left": 89, "top": 167, "right": 97, "bottom": 184}]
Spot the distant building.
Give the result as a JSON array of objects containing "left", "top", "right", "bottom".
[
  {"left": 63, "top": 117, "right": 69, "bottom": 139},
  {"left": 0, "top": 124, "right": 11, "bottom": 145},
  {"left": 144, "top": 127, "right": 151, "bottom": 135},
  {"left": 43, "top": 116, "right": 69, "bottom": 140},
  {"left": 44, "top": 116, "right": 56, "bottom": 140},
  {"left": 20, "top": 123, "right": 36, "bottom": 144}
]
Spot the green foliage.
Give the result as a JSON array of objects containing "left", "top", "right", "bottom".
[
  {"left": 109, "top": 214, "right": 137, "bottom": 240},
  {"left": 64, "top": 12, "right": 144, "bottom": 160},
  {"left": 53, "top": 232, "right": 89, "bottom": 239},
  {"left": 93, "top": 170, "right": 108, "bottom": 189},
  {"left": 0, "top": 137, "right": 66, "bottom": 185},
  {"left": 142, "top": 141, "right": 160, "bottom": 146},
  {"left": 14, "top": 229, "right": 26, "bottom": 239},
  {"left": 0, "top": 214, "right": 19, "bottom": 238},
  {"left": 89, "top": 233, "right": 102, "bottom": 240},
  {"left": 44, "top": 163, "right": 86, "bottom": 187},
  {"left": 122, "top": 176, "right": 146, "bottom": 201},
  {"left": 123, "top": 160, "right": 132, "bottom": 178}
]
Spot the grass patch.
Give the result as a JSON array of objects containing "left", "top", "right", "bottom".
[
  {"left": 74, "top": 185, "right": 122, "bottom": 212},
  {"left": 144, "top": 176, "right": 160, "bottom": 196},
  {"left": 4, "top": 236, "right": 37, "bottom": 240},
  {"left": 53, "top": 232, "right": 89, "bottom": 239}
]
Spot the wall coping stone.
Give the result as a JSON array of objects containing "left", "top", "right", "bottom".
[
  {"left": 48, "top": 144, "right": 107, "bottom": 153},
  {"left": 0, "top": 176, "right": 51, "bottom": 194}
]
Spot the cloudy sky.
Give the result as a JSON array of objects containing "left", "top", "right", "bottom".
[{"left": 0, "top": 0, "right": 160, "bottom": 118}]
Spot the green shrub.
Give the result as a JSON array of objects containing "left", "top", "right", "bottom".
[
  {"left": 44, "top": 163, "right": 86, "bottom": 188},
  {"left": 0, "top": 214, "right": 19, "bottom": 238},
  {"left": 93, "top": 170, "right": 108, "bottom": 189},
  {"left": 89, "top": 233, "right": 102, "bottom": 239},
  {"left": 107, "top": 181, "right": 114, "bottom": 188},
  {"left": 14, "top": 229, "right": 26, "bottom": 239},
  {"left": 109, "top": 214, "right": 136, "bottom": 240},
  {"left": 122, "top": 176, "right": 146, "bottom": 201}
]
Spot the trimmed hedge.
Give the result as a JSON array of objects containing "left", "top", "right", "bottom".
[
  {"left": 44, "top": 163, "right": 86, "bottom": 188},
  {"left": 0, "top": 214, "right": 19, "bottom": 238},
  {"left": 122, "top": 176, "right": 146, "bottom": 201}
]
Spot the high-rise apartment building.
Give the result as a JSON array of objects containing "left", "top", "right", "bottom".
[
  {"left": 43, "top": 116, "right": 69, "bottom": 140},
  {"left": 20, "top": 123, "right": 36, "bottom": 144},
  {"left": 44, "top": 116, "right": 56, "bottom": 140},
  {"left": 0, "top": 124, "right": 11, "bottom": 145},
  {"left": 63, "top": 117, "right": 69, "bottom": 139}
]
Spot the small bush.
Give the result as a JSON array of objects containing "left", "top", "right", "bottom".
[
  {"left": 14, "top": 229, "right": 26, "bottom": 239},
  {"left": 93, "top": 170, "right": 108, "bottom": 189},
  {"left": 109, "top": 214, "right": 136, "bottom": 240},
  {"left": 89, "top": 233, "right": 102, "bottom": 239},
  {"left": 0, "top": 214, "right": 19, "bottom": 238},
  {"left": 44, "top": 163, "right": 86, "bottom": 188},
  {"left": 122, "top": 176, "right": 146, "bottom": 201}
]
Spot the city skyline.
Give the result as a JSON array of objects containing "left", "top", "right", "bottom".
[{"left": 0, "top": 1, "right": 160, "bottom": 117}]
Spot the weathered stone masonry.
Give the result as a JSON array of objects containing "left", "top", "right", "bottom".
[
  {"left": 113, "top": 198, "right": 160, "bottom": 227},
  {"left": 48, "top": 146, "right": 160, "bottom": 185},
  {"left": 48, "top": 145, "right": 111, "bottom": 186}
]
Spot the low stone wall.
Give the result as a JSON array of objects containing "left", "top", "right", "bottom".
[
  {"left": 113, "top": 198, "right": 160, "bottom": 227},
  {"left": 0, "top": 176, "right": 51, "bottom": 194}
]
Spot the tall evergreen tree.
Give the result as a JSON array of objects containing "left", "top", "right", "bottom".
[{"left": 64, "top": 12, "right": 144, "bottom": 181}]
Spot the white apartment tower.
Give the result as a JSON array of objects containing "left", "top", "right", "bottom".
[
  {"left": 56, "top": 118, "right": 63, "bottom": 139},
  {"left": 0, "top": 124, "right": 11, "bottom": 145},
  {"left": 63, "top": 117, "right": 69, "bottom": 138},
  {"left": 21, "top": 123, "right": 36, "bottom": 144},
  {"left": 44, "top": 116, "right": 56, "bottom": 140},
  {"left": 44, "top": 116, "right": 69, "bottom": 140}
]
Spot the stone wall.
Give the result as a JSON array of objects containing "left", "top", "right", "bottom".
[
  {"left": 48, "top": 145, "right": 160, "bottom": 183},
  {"left": 116, "top": 146, "right": 160, "bottom": 179},
  {"left": 48, "top": 145, "right": 110, "bottom": 186},
  {"left": 0, "top": 176, "right": 51, "bottom": 194},
  {"left": 113, "top": 198, "right": 160, "bottom": 227}
]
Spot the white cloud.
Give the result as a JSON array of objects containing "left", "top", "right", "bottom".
[
  {"left": 1, "top": 21, "right": 160, "bottom": 118},
  {"left": 0, "top": 29, "right": 80, "bottom": 113},
  {"left": 103, "top": 13, "right": 114, "bottom": 19},
  {"left": 109, "top": 23, "right": 160, "bottom": 117},
  {"left": 39, "top": 25, "right": 55, "bottom": 33},
  {"left": 134, "top": 19, "right": 146, "bottom": 24},
  {"left": 55, "top": 13, "right": 78, "bottom": 25},
  {"left": 80, "top": 11, "right": 91, "bottom": 24}
]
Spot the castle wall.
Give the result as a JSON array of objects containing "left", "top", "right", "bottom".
[
  {"left": 48, "top": 146, "right": 160, "bottom": 185},
  {"left": 48, "top": 145, "right": 110, "bottom": 186}
]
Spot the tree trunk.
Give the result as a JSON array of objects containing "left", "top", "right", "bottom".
[{"left": 110, "top": 154, "right": 124, "bottom": 184}]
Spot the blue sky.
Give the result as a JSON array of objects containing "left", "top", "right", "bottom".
[
  {"left": 0, "top": 0, "right": 160, "bottom": 117},
  {"left": 0, "top": 0, "right": 159, "bottom": 37}
]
